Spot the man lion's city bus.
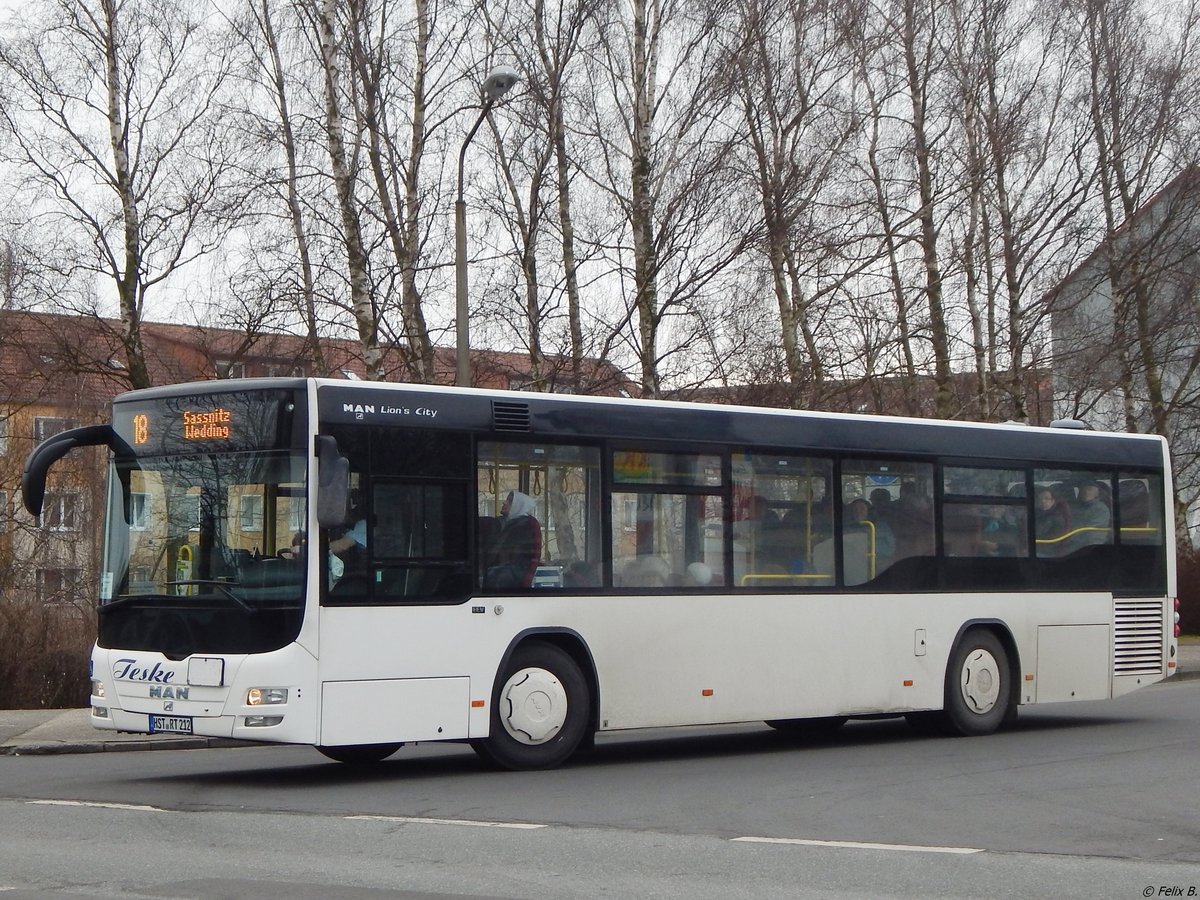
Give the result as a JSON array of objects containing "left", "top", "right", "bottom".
[{"left": 23, "top": 378, "right": 1179, "bottom": 769}]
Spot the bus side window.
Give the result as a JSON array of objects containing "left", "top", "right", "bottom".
[
  {"left": 477, "top": 441, "right": 603, "bottom": 593},
  {"left": 841, "top": 460, "right": 934, "bottom": 586},
  {"left": 731, "top": 452, "right": 832, "bottom": 589},
  {"left": 610, "top": 450, "right": 724, "bottom": 590}
]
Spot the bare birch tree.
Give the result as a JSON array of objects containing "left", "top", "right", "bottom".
[
  {"left": 228, "top": 0, "right": 330, "bottom": 376},
  {"left": 943, "top": 0, "right": 1090, "bottom": 421},
  {"left": 298, "top": 0, "right": 383, "bottom": 380},
  {"left": 482, "top": 0, "right": 607, "bottom": 392},
  {"left": 722, "top": 0, "right": 860, "bottom": 407},
  {"left": 0, "top": 0, "right": 241, "bottom": 389},
  {"left": 586, "top": 0, "right": 745, "bottom": 398}
]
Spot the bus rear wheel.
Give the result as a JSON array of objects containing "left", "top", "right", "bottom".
[
  {"left": 472, "top": 641, "right": 590, "bottom": 771},
  {"left": 942, "top": 628, "right": 1013, "bottom": 737},
  {"left": 317, "top": 743, "right": 402, "bottom": 764},
  {"left": 765, "top": 716, "right": 848, "bottom": 738}
]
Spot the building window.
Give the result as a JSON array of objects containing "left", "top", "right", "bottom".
[
  {"left": 216, "top": 359, "right": 246, "bottom": 379},
  {"left": 0, "top": 416, "right": 7, "bottom": 455},
  {"left": 130, "top": 492, "right": 151, "bottom": 531},
  {"left": 36, "top": 567, "right": 82, "bottom": 604},
  {"left": 40, "top": 491, "right": 81, "bottom": 532},
  {"left": 266, "top": 363, "right": 306, "bottom": 377},
  {"left": 34, "top": 416, "right": 70, "bottom": 443},
  {"left": 239, "top": 494, "right": 264, "bottom": 531}
]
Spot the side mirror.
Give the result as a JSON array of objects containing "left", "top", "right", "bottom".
[
  {"left": 315, "top": 435, "right": 351, "bottom": 528},
  {"left": 23, "top": 424, "right": 127, "bottom": 516}
]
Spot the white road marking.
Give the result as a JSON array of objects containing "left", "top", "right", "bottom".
[
  {"left": 733, "top": 836, "right": 984, "bottom": 855},
  {"left": 27, "top": 799, "right": 165, "bottom": 813},
  {"left": 346, "top": 814, "right": 546, "bottom": 830}
]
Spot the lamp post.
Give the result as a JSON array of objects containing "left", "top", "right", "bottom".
[{"left": 456, "top": 65, "right": 521, "bottom": 387}]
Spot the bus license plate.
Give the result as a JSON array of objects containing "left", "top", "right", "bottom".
[{"left": 149, "top": 715, "right": 193, "bottom": 735}]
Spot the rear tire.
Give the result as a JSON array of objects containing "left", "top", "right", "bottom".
[
  {"left": 765, "top": 716, "right": 847, "bottom": 738},
  {"left": 317, "top": 743, "right": 401, "bottom": 764},
  {"left": 471, "top": 641, "right": 590, "bottom": 771},
  {"left": 942, "top": 628, "right": 1013, "bottom": 737}
]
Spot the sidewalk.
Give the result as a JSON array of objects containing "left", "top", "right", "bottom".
[
  {"left": 3, "top": 644, "right": 1198, "bottom": 756},
  {"left": 0, "top": 708, "right": 253, "bottom": 756}
]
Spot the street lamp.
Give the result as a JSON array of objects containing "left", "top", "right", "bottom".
[{"left": 456, "top": 65, "right": 521, "bottom": 387}]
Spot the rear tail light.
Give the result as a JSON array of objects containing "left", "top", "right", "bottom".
[{"left": 1175, "top": 598, "right": 1182, "bottom": 638}]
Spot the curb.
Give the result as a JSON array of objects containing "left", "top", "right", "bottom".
[{"left": 0, "top": 737, "right": 258, "bottom": 757}]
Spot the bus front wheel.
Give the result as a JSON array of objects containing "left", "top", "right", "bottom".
[
  {"left": 472, "top": 641, "right": 589, "bottom": 771},
  {"left": 942, "top": 628, "right": 1013, "bottom": 737},
  {"left": 316, "top": 743, "right": 402, "bottom": 764}
]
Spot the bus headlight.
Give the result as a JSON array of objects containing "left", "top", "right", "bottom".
[
  {"left": 244, "top": 715, "right": 284, "bottom": 727},
  {"left": 91, "top": 679, "right": 106, "bottom": 699},
  {"left": 246, "top": 687, "right": 288, "bottom": 706}
]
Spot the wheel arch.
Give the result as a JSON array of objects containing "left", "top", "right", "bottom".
[
  {"left": 948, "top": 618, "right": 1022, "bottom": 708},
  {"left": 495, "top": 627, "right": 600, "bottom": 734}
]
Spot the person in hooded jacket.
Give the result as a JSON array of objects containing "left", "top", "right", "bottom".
[{"left": 484, "top": 490, "right": 542, "bottom": 590}]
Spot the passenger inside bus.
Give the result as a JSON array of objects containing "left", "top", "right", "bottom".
[
  {"left": 1071, "top": 480, "right": 1112, "bottom": 546},
  {"left": 1035, "top": 486, "right": 1071, "bottom": 555},
  {"left": 845, "top": 497, "right": 895, "bottom": 561},
  {"left": 977, "top": 505, "right": 1022, "bottom": 557},
  {"left": 735, "top": 494, "right": 788, "bottom": 573},
  {"left": 483, "top": 490, "right": 542, "bottom": 590},
  {"left": 328, "top": 500, "right": 368, "bottom": 590}
]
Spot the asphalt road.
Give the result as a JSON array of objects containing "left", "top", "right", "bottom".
[{"left": 1, "top": 680, "right": 1198, "bottom": 899}]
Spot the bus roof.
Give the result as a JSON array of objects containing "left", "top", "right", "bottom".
[{"left": 112, "top": 377, "right": 1168, "bottom": 471}]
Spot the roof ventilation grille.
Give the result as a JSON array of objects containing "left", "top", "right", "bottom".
[{"left": 493, "top": 401, "right": 531, "bottom": 432}]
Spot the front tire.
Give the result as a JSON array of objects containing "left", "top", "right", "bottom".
[
  {"left": 317, "top": 743, "right": 401, "bottom": 764},
  {"left": 942, "top": 628, "right": 1013, "bottom": 736},
  {"left": 472, "top": 641, "right": 590, "bottom": 771}
]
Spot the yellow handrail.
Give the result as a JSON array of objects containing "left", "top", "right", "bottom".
[
  {"left": 1035, "top": 525, "right": 1159, "bottom": 546},
  {"left": 740, "top": 573, "right": 834, "bottom": 586},
  {"left": 862, "top": 519, "right": 876, "bottom": 579},
  {"left": 1035, "top": 526, "right": 1111, "bottom": 546}
]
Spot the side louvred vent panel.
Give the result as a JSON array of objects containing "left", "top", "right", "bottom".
[
  {"left": 493, "top": 401, "right": 531, "bottom": 432},
  {"left": 1114, "top": 599, "right": 1164, "bottom": 675}
]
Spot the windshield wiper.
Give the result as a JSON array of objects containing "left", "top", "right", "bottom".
[
  {"left": 166, "top": 580, "right": 257, "bottom": 613},
  {"left": 99, "top": 594, "right": 164, "bottom": 613}
]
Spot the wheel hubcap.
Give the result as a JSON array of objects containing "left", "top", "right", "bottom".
[
  {"left": 960, "top": 648, "right": 1001, "bottom": 714},
  {"left": 500, "top": 667, "right": 568, "bottom": 745}
]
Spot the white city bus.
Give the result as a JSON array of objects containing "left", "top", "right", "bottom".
[{"left": 23, "top": 378, "right": 1179, "bottom": 769}]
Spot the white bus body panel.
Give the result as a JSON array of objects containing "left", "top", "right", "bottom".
[
  {"left": 320, "top": 678, "right": 469, "bottom": 745},
  {"left": 1034, "top": 624, "right": 1111, "bottom": 703},
  {"left": 311, "top": 588, "right": 1166, "bottom": 744},
  {"left": 91, "top": 592, "right": 1170, "bottom": 745}
]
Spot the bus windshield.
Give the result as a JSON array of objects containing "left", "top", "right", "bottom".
[{"left": 98, "top": 449, "right": 308, "bottom": 657}]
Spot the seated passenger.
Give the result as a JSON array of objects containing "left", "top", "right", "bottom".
[
  {"left": 1071, "top": 480, "right": 1112, "bottom": 548},
  {"left": 684, "top": 561, "right": 713, "bottom": 586},
  {"left": 483, "top": 490, "right": 542, "bottom": 590},
  {"left": 845, "top": 497, "right": 895, "bottom": 560},
  {"left": 978, "top": 505, "right": 1021, "bottom": 557},
  {"left": 1035, "top": 487, "right": 1071, "bottom": 555},
  {"left": 622, "top": 555, "right": 671, "bottom": 587}
]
